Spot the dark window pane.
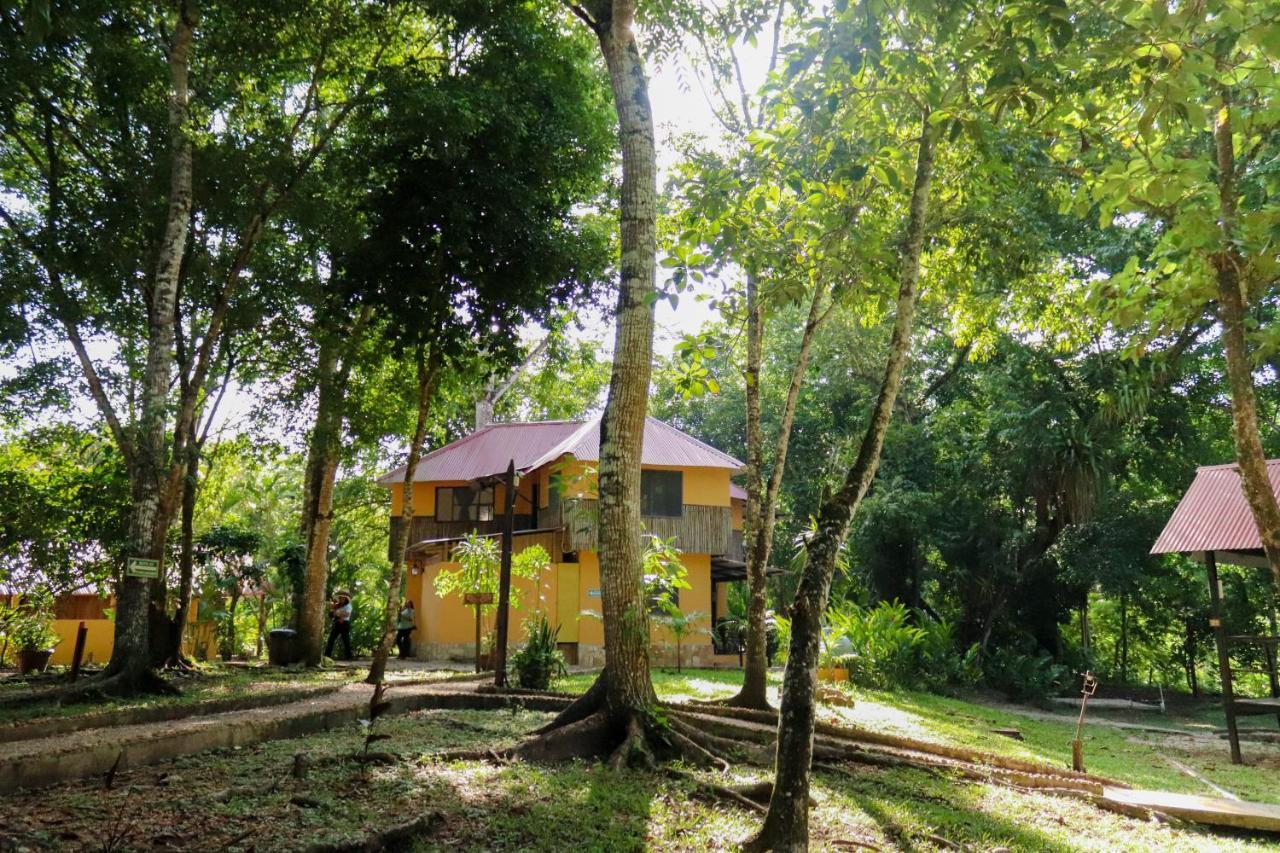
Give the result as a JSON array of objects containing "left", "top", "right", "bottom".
[
  {"left": 640, "top": 470, "right": 682, "bottom": 517},
  {"left": 436, "top": 486, "right": 495, "bottom": 522}
]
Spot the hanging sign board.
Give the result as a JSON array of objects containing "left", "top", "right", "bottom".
[
  {"left": 464, "top": 592, "right": 494, "bottom": 605},
  {"left": 127, "top": 557, "right": 160, "bottom": 579}
]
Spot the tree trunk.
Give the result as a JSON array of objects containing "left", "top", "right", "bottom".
[
  {"left": 1212, "top": 101, "right": 1280, "bottom": 590},
  {"left": 1119, "top": 591, "right": 1128, "bottom": 684},
  {"left": 299, "top": 334, "right": 345, "bottom": 665},
  {"left": 737, "top": 271, "right": 769, "bottom": 707},
  {"left": 367, "top": 352, "right": 438, "bottom": 684},
  {"left": 106, "top": 4, "right": 197, "bottom": 688},
  {"left": 732, "top": 277, "right": 829, "bottom": 710},
  {"left": 1080, "top": 589, "right": 1090, "bottom": 653},
  {"left": 298, "top": 308, "right": 370, "bottom": 665},
  {"left": 223, "top": 591, "right": 241, "bottom": 661},
  {"left": 168, "top": 435, "right": 200, "bottom": 664},
  {"left": 591, "top": 0, "right": 660, "bottom": 724},
  {"left": 747, "top": 115, "right": 937, "bottom": 853}
]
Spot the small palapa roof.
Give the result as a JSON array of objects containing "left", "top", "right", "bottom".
[
  {"left": 1151, "top": 460, "right": 1280, "bottom": 564},
  {"left": 377, "top": 416, "right": 743, "bottom": 486}
]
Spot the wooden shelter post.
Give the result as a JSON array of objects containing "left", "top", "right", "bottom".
[
  {"left": 493, "top": 459, "right": 517, "bottom": 687},
  {"left": 1206, "top": 550, "right": 1243, "bottom": 764}
]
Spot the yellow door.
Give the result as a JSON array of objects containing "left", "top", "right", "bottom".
[{"left": 556, "top": 563, "right": 579, "bottom": 642}]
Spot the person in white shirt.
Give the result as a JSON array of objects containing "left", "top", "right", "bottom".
[{"left": 325, "top": 590, "right": 354, "bottom": 661}]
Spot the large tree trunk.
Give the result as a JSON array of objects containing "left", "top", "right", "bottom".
[
  {"left": 106, "top": 4, "right": 197, "bottom": 689},
  {"left": 736, "top": 272, "right": 769, "bottom": 708},
  {"left": 368, "top": 351, "right": 438, "bottom": 684},
  {"left": 168, "top": 434, "right": 200, "bottom": 665},
  {"left": 299, "top": 334, "right": 345, "bottom": 665},
  {"left": 299, "top": 308, "right": 371, "bottom": 665},
  {"left": 1213, "top": 100, "right": 1280, "bottom": 590},
  {"left": 747, "top": 115, "right": 937, "bottom": 853},
  {"left": 732, "top": 277, "right": 829, "bottom": 710},
  {"left": 591, "top": 0, "right": 660, "bottom": 726}
]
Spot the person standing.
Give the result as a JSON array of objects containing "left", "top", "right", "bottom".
[
  {"left": 325, "top": 590, "right": 354, "bottom": 661},
  {"left": 395, "top": 600, "right": 416, "bottom": 660}
]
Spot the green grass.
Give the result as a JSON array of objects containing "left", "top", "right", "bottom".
[
  {"left": 0, "top": 663, "right": 364, "bottom": 726},
  {"left": 2, "top": 668, "right": 1279, "bottom": 850},
  {"left": 563, "top": 667, "right": 1280, "bottom": 806}
]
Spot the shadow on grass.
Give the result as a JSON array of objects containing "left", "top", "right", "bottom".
[{"left": 817, "top": 765, "right": 1077, "bottom": 852}]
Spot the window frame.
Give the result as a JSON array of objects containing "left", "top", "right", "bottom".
[
  {"left": 640, "top": 469, "right": 683, "bottom": 518},
  {"left": 435, "top": 485, "right": 496, "bottom": 522}
]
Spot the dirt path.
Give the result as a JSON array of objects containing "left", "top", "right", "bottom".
[{"left": 0, "top": 677, "right": 568, "bottom": 793}]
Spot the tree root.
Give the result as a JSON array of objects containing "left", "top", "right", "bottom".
[
  {"left": 666, "top": 768, "right": 766, "bottom": 813},
  {"left": 0, "top": 667, "right": 180, "bottom": 710}
]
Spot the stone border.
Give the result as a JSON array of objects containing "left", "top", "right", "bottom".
[
  {"left": 0, "top": 682, "right": 346, "bottom": 745},
  {"left": 0, "top": 668, "right": 489, "bottom": 746},
  {"left": 0, "top": 681, "right": 568, "bottom": 793}
]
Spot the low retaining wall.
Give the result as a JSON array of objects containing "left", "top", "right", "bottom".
[{"left": 0, "top": 681, "right": 567, "bottom": 794}]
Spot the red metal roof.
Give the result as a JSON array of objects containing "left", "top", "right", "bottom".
[
  {"left": 377, "top": 421, "right": 581, "bottom": 485},
  {"left": 1150, "top": 460, "right": 1280, "bottom": 554},
  {"left": 730, "top": 483, "right": 748, "bottom": 501},
  {"left": 378, "top": 416, "right": 743, "bottom": 485}
]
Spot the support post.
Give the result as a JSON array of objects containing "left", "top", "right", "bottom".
[
  {"left": 1206, "top": 551, "right": 1242, "bottom": 764},
  {"left": 474, "top": 602, "right": 483, "bottom": 673},
  {"left": 494, "top": 460, "right": 517, "bottom": 687},
  {"left": 70, "top": 621, "right": 88, "bottom": 682}
]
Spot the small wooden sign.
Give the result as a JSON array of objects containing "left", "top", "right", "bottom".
[
  {"left": 1209, "top": 617, "right": 1221, "bottom": 628},
  {"left": 464, "top": 592, "right": 494, "bottom": 605},
  {"left": 127, "top": 557, "right": 160, "bottom": 579}
]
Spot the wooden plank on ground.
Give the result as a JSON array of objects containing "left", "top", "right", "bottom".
[{"left": 1103, "top": 788, "right": 1280, "bottom": 833}]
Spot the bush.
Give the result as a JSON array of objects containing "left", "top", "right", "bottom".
[
  {"left": 510, "top": 614, "right": 566, "bottom": 690},
  {"left": 4, "top": 589, "right": 61, "bottom": 652},
  {"left": 982, "top": 645, "right": 1067, "bottom": 702},
  {"left": 825, "top": 600, "right": 971, "bottom": 690}
]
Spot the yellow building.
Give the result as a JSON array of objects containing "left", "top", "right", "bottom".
[
  {"left": 3, "top": 592, "right": 218, "bottom": 668},
  {"left": 377, "top": 416, "right": 749, "bottom": 668}
]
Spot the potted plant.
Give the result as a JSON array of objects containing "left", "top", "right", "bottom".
[
  {"left": 817, "top": 630, "right": 849, "bottom": 683},
  {"left": 11, "top": 590, "right": 61, "bottom": 675},
  {"left": 509, "top": 614, "right": 567, "bottom": 690}
]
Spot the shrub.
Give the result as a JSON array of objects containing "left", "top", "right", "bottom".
[
  {"left": 6, "top": 589, "right": 61, "bottom": 652},
  {"left": 825, "top": 600, "right": 970, "bottom": 691},
  {"left": 510, "top": 613, "right": 566, "bottom": 690},
  {"left": 982, "top": 645, "right": 1067, "bottom": 702}
]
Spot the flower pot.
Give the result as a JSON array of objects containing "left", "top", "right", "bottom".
[
  {"left": 817, "top": 666, "right": 848, "bottom": 683},
  {"left": 17, "top": 648, "right": 53, "bottom": 675}
]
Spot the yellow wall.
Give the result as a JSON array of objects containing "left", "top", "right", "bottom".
[
  {"left": 412, "top": 547, "right": 559, "bottom": 647},
  {"left": 555, "top": 550, "right": 713, "bottom": 649},
  {"left": 1, "top": 594, "right": 218, "bottom": 667},
  {"left": 389, "top": 475, "right": 543, "bottom": 519},
  {"left": 413, "top": 547, "right": 715, "bottom": 654}
]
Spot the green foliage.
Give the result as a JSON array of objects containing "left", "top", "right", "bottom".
[
  {"left": 653, "top": 603, "right": 707, "bottom": 673},
  {"left": 509, "top": 613, "right": 567, "bottom": 690},
  {"left": 2, "top": 587, "right": 60, "bottom": 652},
  {"left": 434, "top": 535, "right": 545, "bottom": 615},
  {"left": 0, "top": 426, "right": 129, "bottom": 593},
  {"left": 642, "top": 535, "right": 691, "bottom": 609},
  {"left": 826, "top": 600, "right": 974, "bottom": 691},
  {"left": 982, "top": 645, "right": 1068, "bottom": 703}
]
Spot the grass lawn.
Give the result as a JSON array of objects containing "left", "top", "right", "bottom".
[
  {"left": 1, "top": 668, "right": 1278, "bottom": 851},
  {"left": 0, "top": 662, "right": 457, "bottom": 727}
]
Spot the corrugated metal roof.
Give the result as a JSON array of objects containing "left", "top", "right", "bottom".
[
  {"left": 730, "top": 483, "right": 748, "bottom": 501},
  {"left": 376, "top": 421, "right": 581, "bottom": 485},
  {"left": 378, "top": 416, "right": 743, "bottom": 485},
  {"left": 523, "top": 415, "right": 743, "bottom": 473},
  {"left": 1151, "top": 460, "right": 1280, "bottom": 554}
]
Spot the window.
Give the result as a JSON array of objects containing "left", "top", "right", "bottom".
[
  {"left": 640, "top": 470, "right": 683, "bottom": 517},
  {"left": 435, "top": 485, "right": 495, "bottom": 522}
]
